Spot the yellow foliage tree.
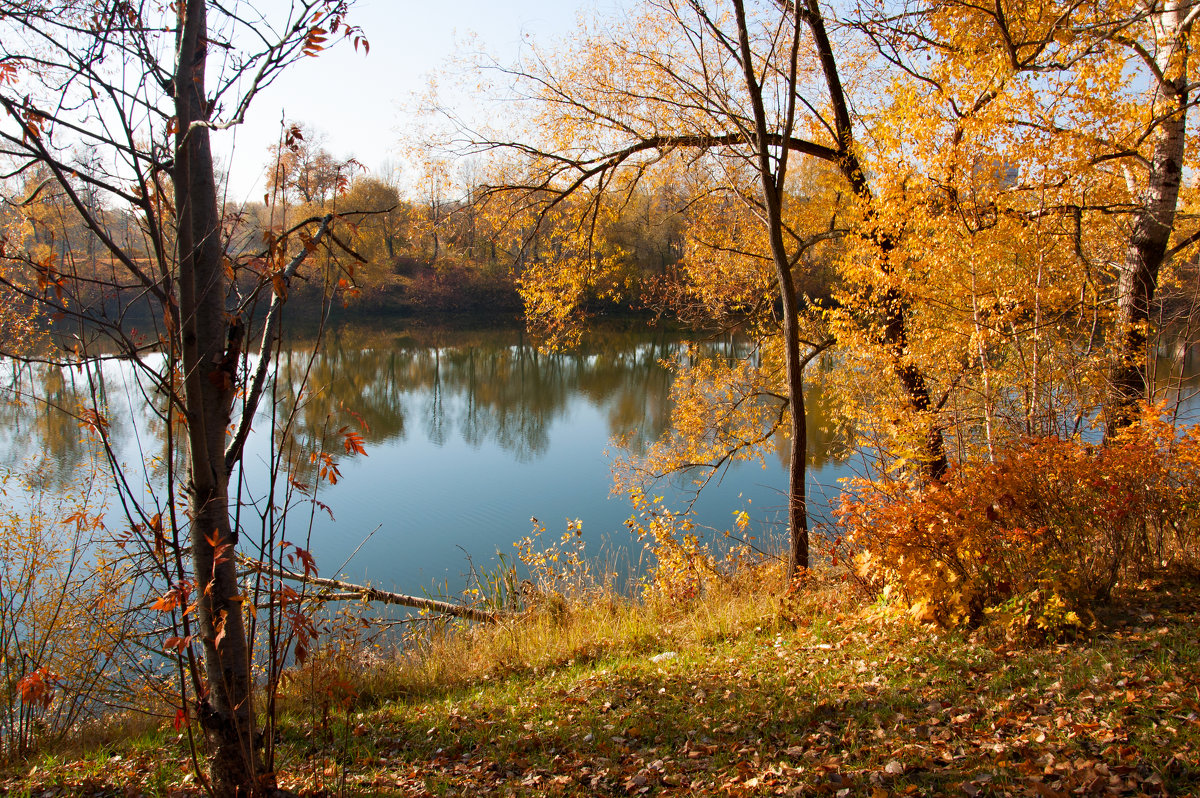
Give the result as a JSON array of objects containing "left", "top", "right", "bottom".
[
  {"left": 845, "top": 0, "right": 1200, "bottom": 454},
  {"left": 469, "top": 0, "right": 960, "bottom": 574}
]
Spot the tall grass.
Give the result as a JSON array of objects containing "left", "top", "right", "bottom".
[{"left": 279, "top": 548, "right": 833, "bottom": 714}]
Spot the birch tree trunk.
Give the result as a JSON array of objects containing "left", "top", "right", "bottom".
[{"left": 1108, "top": 1, "right": 1190, "bottom": 435}]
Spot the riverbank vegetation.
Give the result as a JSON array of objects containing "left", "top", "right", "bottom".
[
  {"left": 1, "top": 553, "right": 1198, "bottom": 796},
  {"left": 1, "top": 0, "right": 1200, "bottom": 795}
]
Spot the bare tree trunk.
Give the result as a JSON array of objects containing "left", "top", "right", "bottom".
[
  {"left": 250, "top": 563, "right": 506, "bottom": 622},
  {"left": 780, "top": 276, "right": 810, "bottom": 575},
  {"left": 175, "top": 2, "right": 257, "bottom": 794}
]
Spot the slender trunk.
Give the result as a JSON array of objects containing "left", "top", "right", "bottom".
[
  {"left": 1030, "top": 251, "right": 1044, "bottom": 435},
  {"left": 175, "top": 3, "right": 257, "bottom": 794},
  {"left": 732, "top": 0, "right": 809, "bottom": 574},
  {"left": 780, "top": 275, "right": 810, "bottom": 575},
  {"left": 970, "top": 267, "right": 995, "bottom": 461}
]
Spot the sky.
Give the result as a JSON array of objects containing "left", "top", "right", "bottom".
[{"left": 215, "top": 0, "right": 609, "bottom": 202}]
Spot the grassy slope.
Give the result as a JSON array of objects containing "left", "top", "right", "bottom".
[{"left": 3, "top": 574, "right": 1199, "bottom": 797}]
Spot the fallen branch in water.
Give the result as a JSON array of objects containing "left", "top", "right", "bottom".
[{"left": 245, "top": 561, "right": 504, "bottom": 624}]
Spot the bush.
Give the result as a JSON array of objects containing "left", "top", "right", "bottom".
[
  {"left": 836, "top": 413, "right": 1200, "bottom": 630},
  {"left": 0, "top": 469, "right": 142, "bottom": 759}
]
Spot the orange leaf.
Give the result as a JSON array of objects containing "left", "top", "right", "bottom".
[
  {"left": 342, "top": 428, "right": 367, "bottom": 457},
  {"left": 213, "top": 609, "right": 228, "bottom": 649},
  {"left": 151, "top": 593, "right": 178, "bottom": 612}
]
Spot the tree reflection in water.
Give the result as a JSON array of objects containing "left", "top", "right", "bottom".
[
  {"left": 0, "top": 323, "right": 852, "bottom": 487},
  {"left": 0, "top": 323, "right": 858, "bottom": 593},
  {"left": 271, "top": 325, "right": 685, "bottom": 465}
]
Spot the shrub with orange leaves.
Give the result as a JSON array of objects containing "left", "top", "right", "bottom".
[{"left": 836, "top": 411, "right": 1200, "bottom": 630}]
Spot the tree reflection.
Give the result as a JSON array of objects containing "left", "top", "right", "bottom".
[
  {"left": 3, "top": 323, "right": 847, "bottom": 487},
  {"left": 271, "top": 326, "right": 684, "bottom": 464},
  {"left": 0, "top": 361, "right": 140, "bottom": 487}
]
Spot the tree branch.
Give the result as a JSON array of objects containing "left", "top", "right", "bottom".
[
  {"left": 224, "top": 213, "right": 334, "bottom": 474},
  {"left": 245, "top": 561, "right": 504, "bottom": 624}
]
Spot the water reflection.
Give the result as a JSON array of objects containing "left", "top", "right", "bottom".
[
  {"left": 0, "top": 324, "right": 857, "bottom": 592},
  {"left": 0, "top": 325, "right": 852, "bottom": 489},
  {"left": 0, "top": 362, "right": 120, "bottom": 486},
  {"left": 271, "top": 326, "right": 693, "bottom": 464}
]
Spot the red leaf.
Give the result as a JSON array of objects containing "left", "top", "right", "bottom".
[
  {"left": 164, "top": 635, "right": 192, "bottom": 653},
  {"left": 17, "top": 668, "right": 60, "bottom": 709},
  {"left": 342, "top": 428, "right": 367, "bottom": 457},
  {"left": 288, "top": 546, "right": 319, "bottom": 578}
]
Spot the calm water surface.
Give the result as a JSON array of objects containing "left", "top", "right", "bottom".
[{"left": 0, "top": 323, "right": 852, "bottom": 596}]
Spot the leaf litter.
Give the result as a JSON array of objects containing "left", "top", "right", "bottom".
[{"left": 2, "top": 576, "right": 1198, "bottom": 796}]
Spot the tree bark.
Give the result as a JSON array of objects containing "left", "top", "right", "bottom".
[
  {"left": 1108, "top": 9, "right": 1189, "bottom": 434},
  {"left": 780, "top": 292, "right": 810, "bottom": 576},
  {"left": 732, "top": 0, "right": 810, "bottom": 575},
  {"left": 175, "top": 2, "right": 258, "bottom": 794}
]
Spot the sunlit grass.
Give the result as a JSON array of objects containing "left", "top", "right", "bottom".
[
  {"left": 298, "top": 555, "right": 801, "bottom": 707},
  {"left": 4, "top": 561, "right": 1199, "bottom": 796}
]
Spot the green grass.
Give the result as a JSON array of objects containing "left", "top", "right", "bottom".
[{"left": 3, "top": 567, "right": 1198, "bottom": 796}]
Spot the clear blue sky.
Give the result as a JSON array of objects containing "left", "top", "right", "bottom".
[{"left": 217, "top": 0, "right": 608, "bottom": 201}]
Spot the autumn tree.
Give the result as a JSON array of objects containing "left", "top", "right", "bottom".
[
  {"left": 852, "top": 0, "right": 1200, "bottom": 442},
  {"left": 337, "top": 174, "right": 411, "bottom": 290},
  {"left": 468, "top": 0, "right": 962, "bottom": 574},
  {"left": 0, "top": 2, "right": 366, "bottom": 794},
  {"left": 265, "top": 122, "right": 360, "bottom": 207}
]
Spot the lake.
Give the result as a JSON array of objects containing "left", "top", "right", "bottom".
[{"left": 0, "top": 321, "right": 854, "bottom": 598}]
